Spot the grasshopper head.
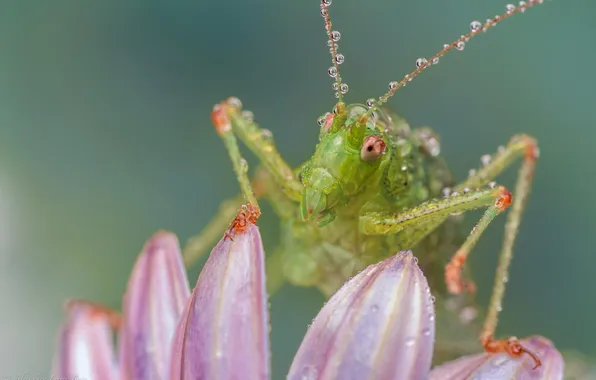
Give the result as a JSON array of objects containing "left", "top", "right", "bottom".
[{"left": 299, "top": 103, "right": 387, "bottom": 225}]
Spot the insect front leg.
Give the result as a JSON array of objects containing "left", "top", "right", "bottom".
[{"left": 217, "top": 97, "right": 303, "bottom": 202}]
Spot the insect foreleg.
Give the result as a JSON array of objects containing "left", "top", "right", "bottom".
[{"left": 220, "top": 97, "right": 303, "bottom": 201}]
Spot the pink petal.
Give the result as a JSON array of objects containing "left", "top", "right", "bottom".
[
  {"left": 169, "top": 223, "right": 270, "bottom": 380},
  {"left": 287, "top": 251, "right": 435, "bottom": 380},
  {"left": 52, "top": 302, "right": 117, "bottom": 380},
  {"left": 119, "top": 231, "right": 191, "bottom": 380},
  {"left": 429, "top": 335, "right": 565, "bottom": 380}
]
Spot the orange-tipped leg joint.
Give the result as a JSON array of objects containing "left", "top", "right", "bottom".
[
  {"left": 482, "top": 335, "right": 542, "bottom": 370},
  {"left": 445, "top": 250, "right": 476, "bottom": 295},
  {"left": 224, "top": 203, "right": 261, "bottom": 240}
]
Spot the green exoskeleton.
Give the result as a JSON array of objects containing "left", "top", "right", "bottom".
[{"left": 185, "top": 0, "right": 544, "bottom": 366}]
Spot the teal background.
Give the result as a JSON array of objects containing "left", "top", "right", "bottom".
[{"left": 1, "top": 0, "right": 594, "bottom": 377}]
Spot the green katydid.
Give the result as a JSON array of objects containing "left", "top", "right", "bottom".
[{"left": 185, "top": 0, "right": 544, "bottom": 367}]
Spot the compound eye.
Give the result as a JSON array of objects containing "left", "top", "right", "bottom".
[{"left": 360, "top": 135, "right": 386, "bottom": 161}]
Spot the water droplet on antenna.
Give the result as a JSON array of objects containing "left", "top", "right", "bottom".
[
  {"left": 366, "top": 98, "right": 377, "bottom": 108},
  {"left": 335, "top": 54, "right": 345, "bottom": 64},
  {"left": 331, "top": 30, "right": 341, "bottom": 42},
  {"left": 328, "top": 66, "right": 337, "bottom": 78},
  {"left": 339, "top": 83, "right": 349, "bottom": 94},
  {"left": 470, "top": 21, "right": 482, "bottom": 32},
  {"left": 456, "top": 41, "right": 465, "bottom": 51},
  {"left": 388, "top": 81, "right": 399, "bottom": 91},
  {"left": 416, "top": 58, "right": 428, "bottom": 68},
  {"left": 506, "top": 4, "right": 516, "bottom": 13}
]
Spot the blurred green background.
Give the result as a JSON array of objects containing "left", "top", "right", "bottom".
[{"left": 1, "top": 0, "right": 594, "bottom": 377}]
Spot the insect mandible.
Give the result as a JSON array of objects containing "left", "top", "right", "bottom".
[{"left": 184, "top": 0, "right": 545, "bottom": 366}]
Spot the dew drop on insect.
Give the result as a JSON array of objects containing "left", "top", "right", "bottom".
[
  {"left": 331, "top": 30, "right": 341, "bottom": 42},
  {"left": 481, "top": 154, "right": 492, "bottom": 166},
  {"left": 326, "top": 39, "right": 333, "bottom": 47},
  {"left": 332, "top": 82, "right": 339, "bottom": 90},
  {"left": 328, "top": 66, "right": 337, "bottom": 78},
  {"left": 432, "top": 57, "right": 440, "bottom": 65},
  {"left": 241, "top": 110, "right": 254, "bottom": 123},
  {"left": 470, "top": 20, "right": 482, "bottom": 32},
  {"left": 334, "top": 91, "right": 340, "bottom": 98},
  {"left": 388, "top": 81, "right": 399, "bottom": 91},
  {"left": 239, "top": 158, "right": 248, "bottom": 173},
  {"left": 323, "top": 0, "right": 332, "bottom": 7},
  {"left": 317, "top": 115, "right": 326, "bottom": 127},
  {"left": 463, "top": 187, "right": 470, "bottom": 194},
  {"left": 430, "top": 295, "right": 436, "bottom": 303},
  {"left": 261, "top": 129, "right": 273, "bottom": 142},
  {"left": 405, "top": 337, "right": 416, "bottom": 347},
  {"left": 497, "top": 145, "right": 506, "bottom": 154},
  {"left": 442, "top": 187, "right": 451, "bottom": 198},
  {"left": 503, "top": 276, "right": 509, "bottom": 283},
  {"left": 335, "top": 54, "right": 345, "bottom": 64},
  {"left": 456, "top": 41, "right": 466, "bottom": 51},
  {"left": 506, "top": 3, "right": 516, "bottom": 13},
  {"left": 443, "top": 44, "right": 450, "bottom": 50},
  {"left": 519, "top": 1, "right": 527, "bottom": 12},
  {"left": 415, "top": 58, "right": 428, "bottom": 68},
  {"left": 320, "top": 7, "right": 326, "bottom": 17},
  {"left": 339, "top": 83, "right": 349, "bottom": 94},
  {"left": 450, "top": 191, "right": 459, "bottom": 197},
  {"left": 366, "top": 98, "right": 377, "bottom": 109},
  {"left": 488, "top": 181, "right": 497, "bottom": 189},
  {"left": 468, "top": 169, "right": 477, "bottom": 178},
  {"left": 226, "top": 96, "right": 242, "bottom": 109},
  {"left": 496, "top": 304, "right": 503, "bottom": 312}
]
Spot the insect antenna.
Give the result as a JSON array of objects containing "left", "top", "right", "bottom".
[
  {"left": 370, "top": 0, "right": 546, "bottom": 111},
  {"left": 320, "top": 0, "right": 349, "bottom": 102}
]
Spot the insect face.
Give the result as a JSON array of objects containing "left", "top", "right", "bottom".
[{"left": 299, "top": 103, "right": 387, "bottom": 225}]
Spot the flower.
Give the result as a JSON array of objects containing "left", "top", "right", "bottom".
[{"left": 52, "top": 215, "right": 565, "bottom": 380}]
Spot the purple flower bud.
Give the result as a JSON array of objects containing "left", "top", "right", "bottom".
[
  {"left": 169, "top": 223, "right": 270, "bottom": 380},
  {"left": 52, "top": 301, "right": 118, "bottom": 380},
  {"left": 118, "top": 231, "right": 191, "bottom": 380},
  {"left": 429, "top": 335, "right": 564, "bottom": 380},
  {"left": 287, "top": 251, "right": 435, "bottom": 380}
]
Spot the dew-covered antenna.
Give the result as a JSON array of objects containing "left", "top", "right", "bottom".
[
  {"left": 369, "top": 0, "right": 545, "bottom": 111},
  {"left": 320, "top": 0, "right": 349, "bottom": 101}
]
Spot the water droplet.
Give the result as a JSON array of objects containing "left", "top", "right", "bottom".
[
  {"left": 492, "top": 355, "right": 508, "bottom": 367},
  {"left": 496, "top": 304, "right": 503, "bottom": 312},
  {"left": 470, "top": 20, "right": 482, "bottom": 32},
  {"left": 226, "top": 97, "right": 242, "bottom": 109},
  {"left": 456, "top": 41, "right": 466, "bottom": 51},
  {"left": 498, "top": 145, "right": 506, "bottom": 154},
  {"left": 317, "top": 115, "right": 326, "bottom": 127},
  {"left": 335, "top": 54, "right": 345, "bottom": 65},
  {"left": 416, "top": 57, "right": 428, "bottom": 68},
  {"left": 366, "top": 98, "right": 377, "bottom": 108},
  {"left": 328, "top": 66, "right": 337, "bottom": 78},
  {"left": 241, "top": 110, "right": 254, "bottom": 123},
  {"left": 413, "top": 256, "right": 419, "bottom": 264},
  {"left": 261, "top": 129, "right": 273, "bottom": 141},
  {"left": 334, "top": 91, "right": 340, "bottom": 98},
  {"left": 468, "top": 169, "right": 477, "bottom": 178},
  {"left": 405, "top": 337, "right": 416, "bottom": 347},
  {"left": 442, "top": 187, "right": 451, "bottom": 198},
  {"left": 339, "top": 83, "right": 349, "bottom": 94},
  {"left": 481, "top": 154, "right": 492, "bottom": 166},
  {"left": 463, "top": 187, "right": 471, "bottom": 194},
  {"left": 503, "top": 276, "right": 509, "bottom": 283},
  {"left": 506, "top": 3, "right": 516, "bottom": 13},
  {"left": 519, "top": 1, "right": 527, "bottom": 12},
  {"left": 371, "top": 305, "right": 379, "bottom": 313},
  {"left": 300, "top": 365, "right": 319, "bottom": 380},
  {"left": 432, "top": 57, "right": 440, "bottom": 65},
  {"left": 486, "top": 18, "right": 494, "bottom": 26},
  {"left": 331, "top": 30, "right": 341, "bottom": 42},
  {"left": 320, "top": 7, "right": 326, "bottom": 17},
  {"left": 443, "top": 44, "right": 450, "bottom": 49},
  {"left": 422, "top": 328, "right": 431, "bottom": 336},
  {"left": 323, "top": 0, "right": 332, "bottom": 6},
  {"left": 239, "top": 158, "right": 248, "bottom": 172},
  {"left": 388, "top": 81, "right": 399, "bottom": 91},
  {"left": 332, "top": 82, "right": 339, "bottom": 90},
  {"left": 450, "top": 191, "right": 459, "bottom": 197},
  {"left": 488, "top": 181, "right": 497, "bottom": 189},
  {"left": 429, "top": 314, "right": 435, "bottom": 322},
  {"left": 326, "top": 39, "right": 333, "bottom": 47},
  {"left": 430, "top": 295, "right": 436, "bottom": 303}
]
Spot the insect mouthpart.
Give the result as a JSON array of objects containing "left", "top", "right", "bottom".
[{"left": 299, "top": 167, "right": 343, "bottom": 227}]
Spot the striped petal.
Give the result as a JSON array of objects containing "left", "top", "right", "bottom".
[
  {"left": 119, "top": 231, "right": 191, "bottom": 380},
  {"left": 429, "top": 335, "right": 565, "bottom": 380},
  {"left": 169, "top": 223, "right": 270, "bottom": 380},
  {"left": 287, "top": 250, "right": 435, "bottom": 380},
  {"left": 52, "top": 301, "right": 117, "bottom": 380}
]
